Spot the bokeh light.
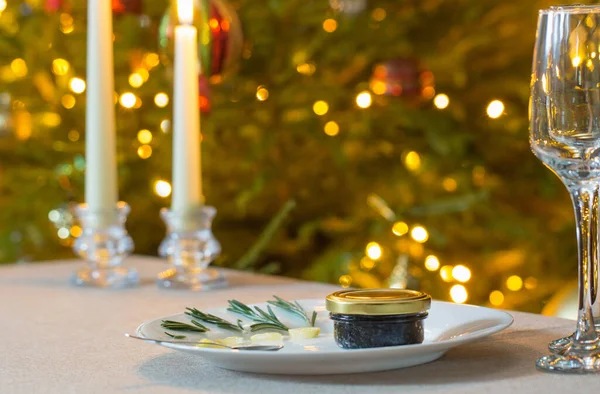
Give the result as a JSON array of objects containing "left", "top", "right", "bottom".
[
  {"left": 69, "top": 77, "right": 86, "bottom": 94},
  {"left": 323, "top": 19, "right": 338, "bottom": 32},
  {"left": 137, "top": 145, "right": 152, "bottom": 159},
  {"left": 154, "top": 180, "right": 172, "bottom": 197},
  {"left": 365, "top": 242, "right": 382, "bottom": 260},
  {"left": 424, "top": 255, "right": 440, "bottom": 271},
  {"left": 489, "top": 290, "right": 504, "bottom": 306},
  {"left": 313, "top": 100, "right": 329, "bottom": 115},
  {"left": 440, "top": 265, "right": 453, "bottom": 282},
  {"left": 450, "top": 285, "right": 468, "bottom": 304},
  {"left": 120, "top": 92, "right": 137, "bottom": 108},
  {"left": 392, "top": 221, "right": 409, "bottom": 236},
  {"left": 52, "top": 58, "right": 70, "bottom": 76},
  {"left": 433, "top": 93, "right": 449, "bottom": 109},
  {"left": 506, "top": 275, "right": 523, "bottom": 291},
  {"left": 256, "top": 86, "right": 269, "bottom": 101},
  {"left": 137, "top": 129, "right": 152, "bottom": 144},
  {"left": 452, "top": 265, "right": 471, "bottom": 283},
  {"left": 486, "top": 100, "right": 504, "bottom": 118},
  {"left": 154, "top": 93, "right": 169, "bottom": 108},
  {"left": 355, "top": 91, "right": 372, "bottom": 109},
  {"left": 410, "top": 225, "right": 429, "bottom": 243},
  {"left": 324, "top": 121, "right": 339, "bottom": 136}
]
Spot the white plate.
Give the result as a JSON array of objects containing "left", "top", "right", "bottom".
[{"left": 136, "top": 299, "right": 513, "bottom": 375}]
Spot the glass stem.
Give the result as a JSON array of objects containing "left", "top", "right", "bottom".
[{"left": 568, "top": 183, "right": 600, "bottom": 348}]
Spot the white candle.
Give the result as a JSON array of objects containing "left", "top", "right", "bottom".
[
  {"left": 85, "top": 0, "right": 118, "bottom": 217},
  {"left": 171, "top": 0, "right": 203, "bottom": 213}
]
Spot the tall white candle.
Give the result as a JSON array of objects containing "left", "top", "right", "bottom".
[
  {"left": 85, "top": 0, "right": 118, "bottom": 216},
  {"left": 171, "top": 0, "right": 203, "bottom": 213}
]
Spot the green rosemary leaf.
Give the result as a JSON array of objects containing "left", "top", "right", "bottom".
[
  {"left": 164, "top": 332, "right": 187, "bottom": 340},
  {"left": 267, "top": 296, "right": 318, "bottom": 327}
]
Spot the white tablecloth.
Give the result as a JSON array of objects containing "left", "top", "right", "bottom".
[{"left": 1, "top": 256, "right": 596, "bottom": 393}]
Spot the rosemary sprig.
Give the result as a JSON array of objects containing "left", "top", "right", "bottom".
[
  {"left": 227, "top": 300, "right": 289, "bottom": 331},
  {"left": 160, "top": 319, "right": 209, "bottom": 333},
  {"left": 164, "top": 332, "right": 187, "bottom": 340},
  {"left": 185, "top": 307, "right": 244, "bottom": 333},
  {"left": 267, "top": 296, "right": 317, "bottom": 327}
]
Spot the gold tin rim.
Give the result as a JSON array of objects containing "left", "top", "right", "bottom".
[{"left": 326, "top": 289, "right": 431, "bottom": 315}]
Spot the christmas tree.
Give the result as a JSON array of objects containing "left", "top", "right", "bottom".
[{"left": 0, "top": 0, "right": 582, "bottom": 312}]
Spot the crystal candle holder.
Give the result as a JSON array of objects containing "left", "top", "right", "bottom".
[
  {"left": 157, "top": 206, "right": 226, "bottom": 290},
  {"left": 71, "top": 201, "right": 138, "bottom": 288}
]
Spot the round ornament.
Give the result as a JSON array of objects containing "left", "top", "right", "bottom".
[
  {"left": 112, "top": 0, "right": 143, "bottom": 15},
  {"left": 158, "top": 0, "right": 243, "bottom": 78},
  {"left": 369, "top": 58, "right": 435, "bottom": 103}
]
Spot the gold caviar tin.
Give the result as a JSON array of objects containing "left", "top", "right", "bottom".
[{"left": 326, "top": 289, "right": 431, "bottom": 316}]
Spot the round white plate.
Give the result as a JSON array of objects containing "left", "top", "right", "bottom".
[{"left": 136, "top": 299, "right": 513, "bottom": 375}]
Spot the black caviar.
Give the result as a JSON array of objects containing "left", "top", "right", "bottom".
[{"left": 326, "top": 289, "right": 431, "bottom": 350}]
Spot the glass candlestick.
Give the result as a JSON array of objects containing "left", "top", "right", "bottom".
[
  {"left": 71, "top": 202, "right": 138, "bottom": 288},
  {"left": 157, "top": 206, "right": 226, "bottom": 290}
]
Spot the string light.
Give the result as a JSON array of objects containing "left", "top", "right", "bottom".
[
  {"left": 440, "top": 265, "right": 453, "bottom": 282},
  {"left": 323, "top": 19, "right": 338, "bottom": 33},
  {"left": 137, "top": 129, "right": 152, "bottom": 144},
  {"left": 424, "top": 255, "right": 440, "bottom": 271},
  {"left": 154, "top": 180, "right": 172, "bottom": 197},
  {"left": 371, "top": 8, "right": 386, "bottom": 21},
  {"left": 360, "top": 257, "right": 375, "bottom": 271},
  {"left": 404, "top": 151, "right": 421, "bottom": 171},
  {"left": 433, "top": 93, "right": 449, "bottom": 109},
  {"left": 0, "top": 0, "right": 6, "bottom": 12},
  {"left": 119, "top": 92, "right": 137, "bottom": 109},
  {"left": 506, "top": 275, "right": 523, "bottom": 291},
  {"left": 442, "top": 177, "right": 457, "bottom": 192},
  {"left": 69, "top": 77, "right": 86, "bottom": 94},
  {"left": 57, "top": 227, "right": 70, "bottom": 239},
  {"left": 339, "top": 275, "right": 352, "bottom": 288},
  {"left": 450, "top": 285, "right": 468, "bottom": 304},
  {"left": 392, "top": 221, "right": 409, "bottom": 236},
  {"left": 48, "top": 210, "right": 60, "bottom": 222},
  {"left": 61, "top": 94, "right": 76, "bottom": 109},
  {"left": 256, "top": 86, "right": 269, "bottom": 101},
  {"left": 11, "top": 59, "right": 28, "bottom": 78},
  {"left": 143, "top": 53, "right": 160, "bottom": 68},
  {"left": 365, "top": 242, "right": 382, "bottom": 260},
  {"left": 324, "top": 121, "right": 339, "bottom": 136},
  {"left": 486, "top": 100, "right": 504, "bottom": 119},
  {"left": 371, "top": 81, "right": 387, "bottom": 95},
  {"left": 52, "top": 59, "right": 70, "bottom": 76},
  {"left": 68, "top": 130, "right": 79, "bottom": 142},
  {"left": 355, "top": 91, "right": 372, "bottom": 109},
  {"left": 489, "top": 290, "right": 504, "bottom": 306},
  {"left": 128, "top": 73, "right": 144, "bottom": 88},
  {"left": 154, "top": 93, "right": 169, "bottom": 108},
  {"left": 410, "top": 225, "right": 429, "bottom": 243},
  {"left": 572, "top": 56, "right": 582, "bottom": 67},
  {"left": 160, "top": 119, "right": 171, "bottom": 133},
  {"left": 313, "top": 100, "right": 329, "bottom": 115},
  {"left": 452, "top": 265, "right": 471, "bottom": 282},
  {"left": 297, "top": 63, "right": 316, "bottom": 76},
  {"left": 70, "top": 225, "right": 82, "bottom": 238},
  {"left": 137, "top": 145, "right": 152, "bottom": 159},
  {"left": 60, "top": 13, "right": 74, "bottom": 34}
]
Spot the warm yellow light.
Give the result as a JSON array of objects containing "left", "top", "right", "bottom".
[
  {"left": 506, "top": 275, "right": 523, "bottom": 291},
  {"left": 0, "top": 0, "right": 6, "bottom": 12},
  {"left": 404, "top": 151, "right": 421, "bottom": 171},
  {"left": 61, "top": 94, "right": 76, "bottom": 109},
  {"left": 525, "top": 276, "right": 538, "bottom": 290},
  {"left": 489, "top": 290, "right": 504, "bottom": 306},
  {"left": 57, "top": 227, "right": 70, "bottom": 239},
  {"left": 137, "top": 129, "right": 153, "bottom": 144},
  {"left": 392, "top": 221, "right": 409, "bottom": 236},
  {"left": 339, "top": 274, "right": 353, "bottom": 288},
  {"left": 433, "top": 93, "right": 449, "bottom": 109},
  {"left": 296, "top": 63, "right": 316, "bottom": 76},
  {"left": 52, "top": 58, "right": 70, "bottom": 76},
  {"left": 486, "top": 100, "right": 504, "bottom": 119},
  {"left": 160, "top": 119, "right": 171, "bottom": 133},
  {"left": 424, "top": 255, "right": 440, "bottom": 271},
  {"left": 256, "top": 86, "right": 269, "bottom": 101},
  {"left": 410, "top": 225, "right": 429, "bottom": 243},
  {"left": 60, "top": 13, "right": 74, "bottom": 34},
  {"left": 137, "top": 144, "right": 152, "bottom": 159},
  {"left": 450, "top": 284, "right": 468, "bottom": 304},
  {"left": 323, "top": 19, "right": 338, "bottom": 33},
  {"left": 128, "top": 73, "right": 144, "bottom": 88},
  {"left": 440, "top": 265, "right": 453, "bottom": 282},
  {"left": 144, "top": 52, "right": 160, "bottom": 68},
  {"left": 178, "top": 0, "right": 194, "bottom": 25},
  {"left": 365, "top": 242, "right": 382, "bottom": 260},
  {"left": 154, "top": 180, "right": 172, "bottom": 197},
  {"left": 61, "top": 24, "right": 74, "bottom": 34},
  {"left": 119, "top": 92, "right": 137, "bottom": 109},
  {"left": 11, "top": 58, "right": 28, "bottom": 78},
  {"left": 154, "top": 93, "right": 169, "bottom": 108},
  {"left": 355, "top": 91, "right": 372, "bottom": 109},
  {"left": 572, "top": 56, "right": 582, "bottom": 67},
  {"left": 360, "top": 257, "right": 375, "bottom": 271},
  {"left": 70, "top": 225, "right": 82, "bottom": 238},
  {"left": 442, "top": 177, "right": 457, "bottom": 192},
  {"left": 313, "top": 100, "right": 329, "bottom": 115},
  {"left": 372, "top": 8, "right": 386, "bottom": 21},
  {"left": 452, "top": 265, "right": 471, "bottom": 283},
  {"left": 324, "top": 121, "right": 339, "bottom": 136},
  {"left": 69, "top": 77, "right": 86, "bottom": 94},
  {"left": 371, "top": 81, "right": 387, "bottom": 95}
]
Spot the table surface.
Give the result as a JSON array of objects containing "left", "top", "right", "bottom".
[{"left": 1, "top": 256, "right": 595, "bottom": 393}]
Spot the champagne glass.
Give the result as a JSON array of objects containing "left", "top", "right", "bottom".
[{"left": 531, "top": 5, "right": 600, "bottom": 373}]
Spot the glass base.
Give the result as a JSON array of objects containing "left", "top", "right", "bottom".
[
  {"left": 549, "top": 324, "right": 600, "bottom": 354},
  {"left": 156, "top": 267, "right": 227, "bottom": 291},
  {"left": 537, "top": 354, "right": 600, "bottom": 373},
  {"left": 70, "top": 266, "right": 139, "bottom": 289}
]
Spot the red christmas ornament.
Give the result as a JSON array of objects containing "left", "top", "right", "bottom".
[
  {"left": 370, "top": 58, "right": 435, "bottom": 103},
  {"left": 45, "top": 0, "right": 70, "bottom": 13},
  {"left": 112, "top": 0, "right": 143, "bottom": 15},
  {"left": 198, "top": 75, "right": 211, "bottom": 113}
]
